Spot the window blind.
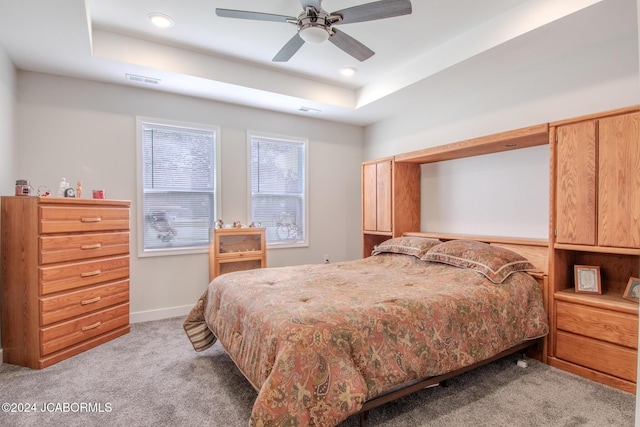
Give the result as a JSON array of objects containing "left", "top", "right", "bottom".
[
  {"left": 141, "top": 122, "right": 216, "bottom": 251},
  {"left": 249, "top": 135, "right": 306, "bottom": 246}
]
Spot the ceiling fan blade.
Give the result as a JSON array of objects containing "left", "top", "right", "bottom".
[
  {"left": 332, "top": 0, "right": 412, "bottom": 25},
  {"left": 328, "top": 28, "right": 374, "bottom": 61},
  {"left": 215, "top": 8, "right": 295, "bottom": 23},
  {"left": 273, "top": 33, "right": 306, "bottom": 62}
]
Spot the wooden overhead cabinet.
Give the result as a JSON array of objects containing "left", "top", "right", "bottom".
[
  {"left": 555, "top": 109, "right": 640, "bottom": 248},
  {"left": 362, "top": 158, "right": 392, "bottom": 233},
  {"left": 361, "top": 157, "right": 420, "bottom": 257}
]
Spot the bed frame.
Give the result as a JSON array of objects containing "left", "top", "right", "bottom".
[{"left": 355, "top": 232, "right": 550, "bottom": 426}]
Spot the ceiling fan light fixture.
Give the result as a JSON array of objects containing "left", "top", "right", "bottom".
[
  {"left": 148, "top": 12, "right": 174, "bottom": 28},
  {"left": 299, "top": 24, "right": 331, "bottom": 43}
]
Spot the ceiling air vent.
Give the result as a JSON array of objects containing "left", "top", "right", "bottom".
[
  {"left": 299, "top": 106, "right": 321, "bottom": 113},
  {"left": 125, "top": 73, "right": 161, "bottom": 85}
]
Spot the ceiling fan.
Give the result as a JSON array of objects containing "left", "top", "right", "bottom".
[{"left": 215, "top": 0, "right": 412, "bottom": 62}]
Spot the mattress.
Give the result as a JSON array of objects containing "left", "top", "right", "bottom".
[{"left": 184, "top": 246, "right": 548, "bottom": 426}]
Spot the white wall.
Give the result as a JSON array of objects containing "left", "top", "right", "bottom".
[
  {"left": 363, "top": 5, "right": 639, "bottom": 239},
  {"left": 0, "top": 41, "right": 16, "bottom": 364},
  {"left": 13, "top": 71, "right": 364, "bottom": 322},
  {"left": 0, "top": 44, "right": 16, "bottom": 197},
  {"left": 420, "top": 146, "right": 550, "bottom": 238}
]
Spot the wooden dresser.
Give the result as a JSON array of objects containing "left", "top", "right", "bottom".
[{"left": 1, "top": 196, "right": 131, "bottom": 369}]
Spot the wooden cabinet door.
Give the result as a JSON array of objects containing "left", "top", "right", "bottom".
[
  {"left": 209, "top": 228, "right": 266, "bottom": 281},
  {"left": 556, "top": 120, "right": 597, "bottom": 245},
  {"left": 375, "top": 160, "right": 392, "bottom": 232},
  {"left": 362, "top": 160, "right": 392, "bottom": 233},
  {"left": 598, "top": 112, "right": 640, "bottom": 249},
  {"left": 362, "top": 162, "right": 378, "bottom": 232}
]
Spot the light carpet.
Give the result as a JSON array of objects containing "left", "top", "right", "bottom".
[{"left": 0, "top": 317, "right": 635, "bottom": 426}]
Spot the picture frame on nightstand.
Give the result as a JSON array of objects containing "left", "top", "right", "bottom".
[
  {"left": 574, "top": 265, "right": 602, "bottom": 294},
  {"left": 623, "top": 277, "right": 640, "bottom": 302}
]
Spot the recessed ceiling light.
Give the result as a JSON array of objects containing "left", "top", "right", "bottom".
[
  {"left": 339, "top": 67, "right": 357, "bottom": 77},
  {"left": 148, "top": 12, "right": 174, "bottom": 28}
]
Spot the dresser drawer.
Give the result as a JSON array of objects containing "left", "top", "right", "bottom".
[
  {"left": 556, "top": 301, "right": 638, "bottom": 348},
  {"left": 39, "top": 206, "right": 129, "bottom": 234},
  {"left": 39, "top": 255, "right": 129, "bottom": 295},
  {"left": 40, "top": 303, "right": 129, "bottom": 356},
  {"left": 555, "top": 331, "right": 637, "bottom": 382},
  {"left": 40, "top": 279, "right": 130, "bottom": 326},
  {"left": 40, "top": 232, "right": 130, "bottom": 264}
]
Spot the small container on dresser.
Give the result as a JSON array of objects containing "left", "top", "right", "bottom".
[{"left": 1, "top": 196, "right": 131, "bottom": 369}]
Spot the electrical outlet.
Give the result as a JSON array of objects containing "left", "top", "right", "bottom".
[{"left": 323, "top": 254, "right": 330, "bottom": 264}]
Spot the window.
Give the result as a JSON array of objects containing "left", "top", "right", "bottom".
[
  {"left": 248, "top": 132, "right": 308, "bottom": 248},
  {"left": 137, "top": 117, "right": 220, "bottom": 256}
]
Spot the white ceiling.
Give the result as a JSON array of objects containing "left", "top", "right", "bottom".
[{"left": 0, "top": 0, "right": 636, "bottom": 125}]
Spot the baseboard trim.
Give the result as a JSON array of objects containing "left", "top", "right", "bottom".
[{"left": 130, "top": 305, "right": 193, "bottom": 324}]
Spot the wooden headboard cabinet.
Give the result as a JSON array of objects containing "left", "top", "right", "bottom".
[
  {"left": 361, "top": 123, "right": 549, "bottom": 257},
  {"left": 361, "top": 105, "right": 640, "bottom": 394}
]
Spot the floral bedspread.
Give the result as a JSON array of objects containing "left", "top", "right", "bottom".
[{"left": 184, "top": 254, "right": 548, "bottom": 427}]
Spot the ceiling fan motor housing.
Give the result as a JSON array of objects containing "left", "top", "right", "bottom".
[{"left": 297, "top": 9, "right": 336, "bottom": 43}]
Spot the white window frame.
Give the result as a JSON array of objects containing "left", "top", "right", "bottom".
[
  {"left": 136, "top": 116, "right": 221, "bottom": 257},
  {"left": 247, "top": 131, "right": 309, "bottom": 249}
]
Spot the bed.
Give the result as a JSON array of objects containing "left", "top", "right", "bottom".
[{"left": 184, "top": 235, "right": 549, "bottom": 426}]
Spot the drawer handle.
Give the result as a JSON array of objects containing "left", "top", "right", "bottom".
[
  {"left": 81, "top": 217, "right": 102, "bottom": 223},
  {"left": 81, "top": 296, "right": 102, "bottom": 305},
  {"left": 81, "top": 321, "right": 102, "bottom": 332},
  {"left": 81, "top": 243, "right": 102, "bottom": 250},
  {"left": 81, "top": 270, "right": 101, "bottom": 277}
]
